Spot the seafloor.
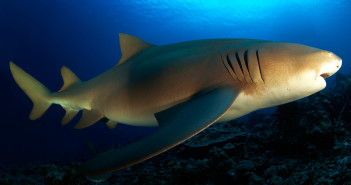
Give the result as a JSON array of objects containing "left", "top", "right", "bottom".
[{"left": 1, "top": 72, "right": 351, "bottom": 185}]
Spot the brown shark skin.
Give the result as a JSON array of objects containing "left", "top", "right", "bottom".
[{"left": 9, "top": 34, "right": 341, "bottom": 177}]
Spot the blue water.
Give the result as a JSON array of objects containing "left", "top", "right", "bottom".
[{"left": 0, "top": 0, "right": 350, "bottom": 164}]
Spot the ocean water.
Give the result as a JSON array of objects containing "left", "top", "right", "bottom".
[{"left": 0, "top": 0, "right": 350, "bottom": 166}]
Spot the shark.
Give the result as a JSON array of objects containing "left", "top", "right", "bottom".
[{"left": 10, "top": 33, "right": 341, "bottom": 177}]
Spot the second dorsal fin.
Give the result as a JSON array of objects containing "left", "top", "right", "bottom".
[
  {"left": 59, "top": 66, "right": 81, "bottom": 92},
  {"left": 116, "top": 33, "right": 155, "bottom": 66}
]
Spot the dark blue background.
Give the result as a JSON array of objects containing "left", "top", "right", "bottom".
[{"left": 0, "top": 0, "right": 350, "bottom": 164}]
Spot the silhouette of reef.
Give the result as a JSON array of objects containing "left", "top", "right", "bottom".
[{"left": 1, "top": 72, "right": 351, "bottom": 185}]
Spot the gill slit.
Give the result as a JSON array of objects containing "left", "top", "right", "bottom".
[
  {"left": 243, "top": 49, "right": 254, "bottom": 83},
  {"left": 256, "top": 50, "right": 265, "bottom": 83},
  {"left": 226, "top": 54, "right": 236, "bottom": 76},
  {"left": 235, "top": 52, "right": 244, "bottom": 75},
  {"left": 221, "top": 54, "right": 238, "bottom": 81}
]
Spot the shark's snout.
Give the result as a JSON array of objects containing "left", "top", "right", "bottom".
[{"left": 319, "top": 52, "right": 342, "bottom": 79}]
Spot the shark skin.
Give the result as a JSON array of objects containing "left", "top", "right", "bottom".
[{"left": 9, "top": 33, "right": 341, "bottom": 177}]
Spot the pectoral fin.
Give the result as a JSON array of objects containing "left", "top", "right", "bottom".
[{"left": 79, "top": 85, "right": 239, "bottom": 176}]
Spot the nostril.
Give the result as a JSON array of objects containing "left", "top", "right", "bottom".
[{"left": 321, "top": 73, "right": 330, "bottom": 79}]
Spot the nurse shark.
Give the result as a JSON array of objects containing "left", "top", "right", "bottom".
[{"left": 9, "top": 33, "right": 341, "bottom": 176}]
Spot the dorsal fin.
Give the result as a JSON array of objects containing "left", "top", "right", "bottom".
[
  {"left": 116, "top": 33, "right": 155, "bottom": 66},
  {"left": 59, "top": 66, "right": 81, "bottom": 92}
]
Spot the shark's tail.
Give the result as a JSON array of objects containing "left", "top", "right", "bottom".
[
  {"left": 9, "top": 61, "right": 114, "bottom": 129},
  {"left": 9, "top": 61, "right": 52, "bottom": 120}
]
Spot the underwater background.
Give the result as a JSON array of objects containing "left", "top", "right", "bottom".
[{"left": 1, "top": 0, "right": 351, "bottom": 184}]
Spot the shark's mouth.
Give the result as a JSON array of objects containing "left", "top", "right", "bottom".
[{"left": 320, "top": 73, "right": 331, "bottom": 79}]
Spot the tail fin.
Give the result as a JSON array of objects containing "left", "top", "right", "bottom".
[{"left": 9, "top": 62, "right": 52, "bottom": 120}]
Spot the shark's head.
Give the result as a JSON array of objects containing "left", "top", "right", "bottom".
[{"left": 254, "top": 42, "right": 342, "bottom": 106}]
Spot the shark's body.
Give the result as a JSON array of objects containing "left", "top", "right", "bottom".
[{"left": 10, "top": 34, "right": 341, "bottom": 177}]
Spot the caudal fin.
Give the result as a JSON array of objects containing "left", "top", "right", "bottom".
[{"left": 9, "top": 62, "right": 52, "bottom": 120}]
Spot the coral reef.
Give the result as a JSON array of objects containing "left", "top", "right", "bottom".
[{"left": 1, "top": 73, "right": 351, "bottom": 184}]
